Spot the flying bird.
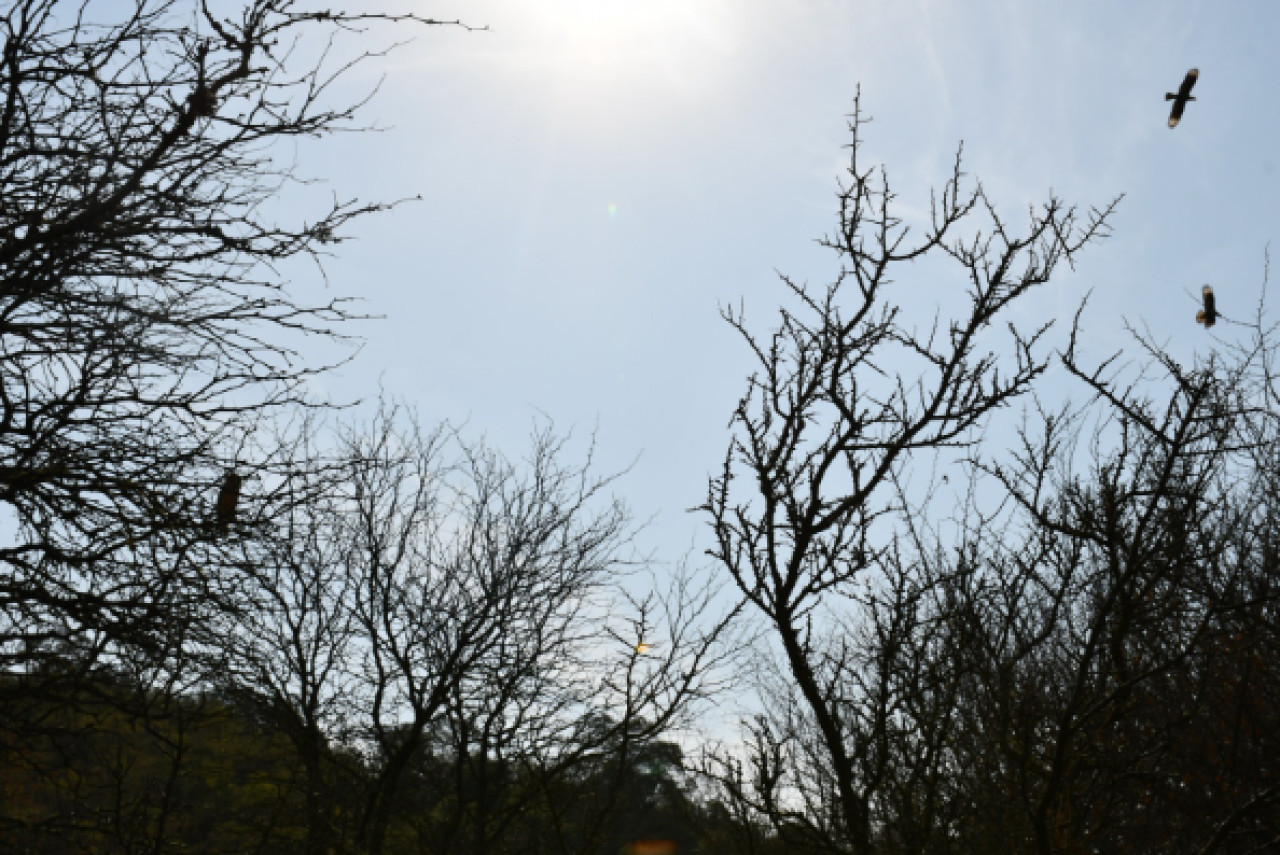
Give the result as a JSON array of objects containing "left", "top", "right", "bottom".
[
  {"left": 214, "top": 471, "right": 242, "bottom": 535},
  {"left": 1167, "top": 68, "right": 1199, "bottom": 128},
  {"left": 1197, "top": 285, "right": 1217, "bottom": 328}
]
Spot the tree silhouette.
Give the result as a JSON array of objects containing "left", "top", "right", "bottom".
[
  {"left": 212, "top": 403, "right": 735, "bottom": 855},
  {"left": 703, "top": 90, "right": 1280, "bottom": 854},
  {"left": 0, "top": 0, "right": 456, "bottom": 685},
  {"left": 0, "top": 2, "right": 463, "bottom": 845},
  {"left": 702, "top": 92, "right": 1118, "bottom": 854}
]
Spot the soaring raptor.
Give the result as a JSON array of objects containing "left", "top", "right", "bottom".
[{"left": 1167, "top": 69, "right": 1199, "bottom": 128}]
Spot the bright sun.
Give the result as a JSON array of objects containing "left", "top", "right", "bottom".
[{"left": 500, "top": 0, "right": 740, "bottom": 116}]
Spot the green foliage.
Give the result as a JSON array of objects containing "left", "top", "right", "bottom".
[
  {"left": 0, "top": 667, "right": 791, "bottom": 855},
  {"left": 0, "top": 668, "right": 306, "bottom": 853}
]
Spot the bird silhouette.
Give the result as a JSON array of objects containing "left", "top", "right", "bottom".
[
  {"left": 188, "top": 42, "right": 218, "bottom": 118},
  {"left": 189, "top": 82, "right": 217, "bottom": 118},
  {"left": 214, "top": 471, "right": 242, "bottom": 535},
  {"left": 1167, "top": 69, "right": 1199, "bottom": 128},
  {"left": 1196, "top": 285, "right": 1217, "bottom": 328}
]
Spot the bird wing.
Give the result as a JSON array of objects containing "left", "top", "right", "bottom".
[
  {"left": 1202, "top": 285, "right": 1216, "bottom": 315},
  {"left": 1180, "top": 68, "right": 1199, "bottom": 99},
  {"left": 1168, "top": 69, "right": 1198, "bottom": 127}
]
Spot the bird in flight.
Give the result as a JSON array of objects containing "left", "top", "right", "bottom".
[
  {"left": 1167, "top": 69, "right": 1199, "bottom": 128},
  {"left": 1197, "top": 285, "right": 1217, "bottom": 328}
]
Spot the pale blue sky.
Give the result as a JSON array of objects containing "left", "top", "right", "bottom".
[{"left": 286, "top": 0, "right": 1280, "bottom": 561}]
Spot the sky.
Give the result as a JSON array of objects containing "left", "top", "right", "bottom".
[{"left": 274, "top": 0, "right": 1280, "bottom": 566}]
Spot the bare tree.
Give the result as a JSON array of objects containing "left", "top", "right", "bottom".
[
  {"left": 0, "top": 0, "right": 459, "bottom": 679},
  {"left": 702, "top": 89, "right": 1280, "bottom": 854},
  {"left": 218, "top": 403, "right": 735, "bottom": 855},
  {"left": 701, "top": 94, "right": 1118, "bottom": 854},
  {"left": 941, "top": 308, "right": 1280, "bottom": 853},
  {"left": 0, "top": 3, "right": 467, "bottom": 847}
]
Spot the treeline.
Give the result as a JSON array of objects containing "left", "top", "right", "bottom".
[
  {"left": 1, "top": 659, "right": 744, "bottom": 854},
  {"left": 4, "top": 3, "right": 1280, "bottom": 854}
]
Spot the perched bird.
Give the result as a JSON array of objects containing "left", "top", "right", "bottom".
[
  {"left": 1197, "top": 285, "right": 1217, "bottom": 328},
  {"left": 189, "top": 82, "right": 217, "bottom": 118},
  {"left": 1167, "top": 68, "right": 1199, "bottom": 128},
  {"left": 214, "top": 471, "right": 242, "bottom": 535},
  {"left": 188, "top": 42, "right": 218, "bottom": 119}
]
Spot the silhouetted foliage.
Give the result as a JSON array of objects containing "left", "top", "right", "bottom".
[{"left": 2, "top": 659, "right": 772, "bottom": 855}]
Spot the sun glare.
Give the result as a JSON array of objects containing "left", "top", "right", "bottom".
[{"left": 510, "top": 0, "right": 738, "bottom": 114}]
